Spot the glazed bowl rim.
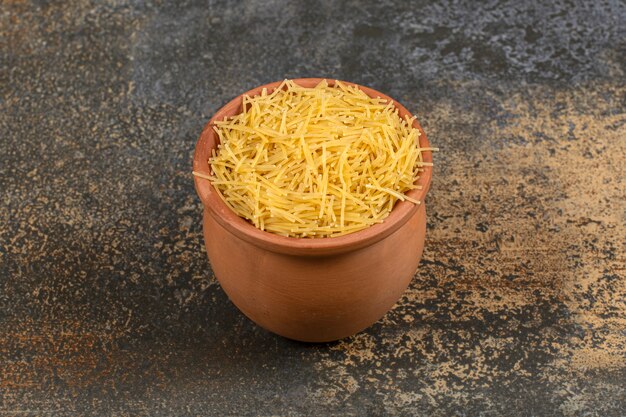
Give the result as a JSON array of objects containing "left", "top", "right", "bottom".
[{"left": 193, "top": 78, "right": 433, "bottom": 256}]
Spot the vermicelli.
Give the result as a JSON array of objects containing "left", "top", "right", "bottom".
[{"left": 194, "top": 79, "right": 436, "bottom": 238}]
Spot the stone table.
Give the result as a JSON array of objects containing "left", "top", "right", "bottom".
[{"left": 2, "top": 1, "right": 625, "bottom": 416}]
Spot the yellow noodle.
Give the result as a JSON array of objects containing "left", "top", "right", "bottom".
[{"left": 202, "top": 79, "right": 435, "bottom": 238}]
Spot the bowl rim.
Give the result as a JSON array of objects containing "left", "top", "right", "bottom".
[{"left": 193, "top": 78, "right": 433, "bottom": 256}]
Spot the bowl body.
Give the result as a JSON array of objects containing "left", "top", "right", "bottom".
[
  {"left": 193, "top": 78, "right": 433, "bottom": 342},
  {"left": 203, "top": 204, "right": 426, "bottom": 342}
]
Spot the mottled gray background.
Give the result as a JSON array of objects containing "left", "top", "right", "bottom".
[{"left": 1, "top": 0, "right": 625, "bottom": 416}]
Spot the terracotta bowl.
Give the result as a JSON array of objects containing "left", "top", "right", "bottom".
[{"left": 193, "top": 78, "right": 433, "bottom": 342}]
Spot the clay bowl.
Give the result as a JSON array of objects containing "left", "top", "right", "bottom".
[{"left": 193, "top": 78, "right": 433, "bottom": 342}]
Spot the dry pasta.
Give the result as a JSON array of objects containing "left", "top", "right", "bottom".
[{"left": 194, "top": 79, "right": 436, "bottom": 238}]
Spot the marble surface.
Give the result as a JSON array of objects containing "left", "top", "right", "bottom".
[{"left": 1, "top": 0, "right": 625, "bottom": 415}]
